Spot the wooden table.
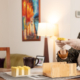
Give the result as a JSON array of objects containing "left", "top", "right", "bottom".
[
  {"left": 0, "top": 68, "right": 80, "bottom": 80},
  {"left": 67, "top": 77, "right": 80, "bottom": 80},
  {"left": 0, "top": 68, "right": 11, "bottom": 80}
]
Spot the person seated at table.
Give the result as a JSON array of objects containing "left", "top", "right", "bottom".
[{"left": 56, "top": 32, "right": 80, "bottom": 66}]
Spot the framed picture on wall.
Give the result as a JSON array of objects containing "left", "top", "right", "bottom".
[{"left": 22, "top": 0, "right": 40, "bottom": 41}]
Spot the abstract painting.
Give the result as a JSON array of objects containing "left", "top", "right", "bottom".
[{"left": 22, "top": 0, "right": 40, "bottom": 41}]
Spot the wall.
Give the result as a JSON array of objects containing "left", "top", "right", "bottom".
[
  {"left": 0, "top": 0, "right": 9, "bottom": 58},
  {"left": 8, "top": 0, "right": 44, "bottom": 58},
  {"left": 7, "top": 0, "right": 71, "bottom": 62},
  {"left": 1, "top": 0, "right": 80, "bottom": 62},
  {"left": 0, "top": 0, "right": 71, "bottom": 62},
  {"left": 71, "top": 0, "right": 80, "bottom": 39},
  {"left": 71, "top": 0, "right": 80, "bottom": 65}
]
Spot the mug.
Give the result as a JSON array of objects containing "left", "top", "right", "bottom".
[{"left": 23, "top": 57, "right": 39, "bottom": 68}]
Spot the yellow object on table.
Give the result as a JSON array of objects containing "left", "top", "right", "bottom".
[
  {"left": 11, "top": 67, "right": 19, "bottom": 77},
  {"left": 18, "top": 66, "right": 24, "bottom": 75},
  {"left": 57, "top": 37, "right": 67, "bottom": 41},
  {"left": 23, "top": 66, "right": 30, "bottom": 75},
  {"left": 11, "top": 66, "right": 30, "bottom": 77}
]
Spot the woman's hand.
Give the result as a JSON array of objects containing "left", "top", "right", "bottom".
[
  {"left": 56, "top": 39, "right": 68, "bottom": 59},
  {"left": 60, "top": 39, "right": 80, "bottom": 50},
  {"left": 55, "top": 40, "right": 66, "bottom": 49}
]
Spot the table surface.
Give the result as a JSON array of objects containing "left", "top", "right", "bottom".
[
  {"left": 0, "top": 68, "right": 80, "bottom": 80},
  {"left": 0, "top": 68, "right": 11, "bottom": 80}
]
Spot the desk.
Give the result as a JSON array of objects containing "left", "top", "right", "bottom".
[
  {"left": 0, "top": 68, "right": 11, "bottom": 80},
  {"left": 0, "top": 68, "right": 80, "bottom": 80},
  {"left": 66, "top": 71, "right": 80, "bottom": 80}
]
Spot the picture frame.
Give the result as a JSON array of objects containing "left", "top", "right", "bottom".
[
  {"left": 36, "top": 55, "right": 45, "bottom": 66},
  {"left": 22, "top": 0, "right": 40, "bottom": 41}
]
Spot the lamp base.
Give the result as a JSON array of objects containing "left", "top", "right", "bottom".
[{"left": 44, "top": 37, "right": 49, "bottom": 62}]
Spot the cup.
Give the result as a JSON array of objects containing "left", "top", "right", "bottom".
[{"left": 23, "top": 57, "right": 39, "bottom": 68}]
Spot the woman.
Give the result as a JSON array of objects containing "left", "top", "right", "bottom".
[{"left": 56, "top": 32, "right": 80, "bottom": 65}]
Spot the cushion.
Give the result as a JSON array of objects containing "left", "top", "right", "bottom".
[
  {"left": 4, "top": 54, "right": 32, "bottom": 68},
  {"left": 0, "top": 58, "right": 5, "bottom": 68}
]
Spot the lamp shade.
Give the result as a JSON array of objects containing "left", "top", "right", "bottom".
[
  {"left": 37, "top": 23, "right": 47, "bottom": 36},
  {"left": 53, "top": 24, "right": 59, "bottom": 37},
  {"left": 37, "top": 23, "right": 58, "bottom": 36}
]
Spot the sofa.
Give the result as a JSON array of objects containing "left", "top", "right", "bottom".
[{"left": 0, "top": 54, "right": 31, "bottom": 68}]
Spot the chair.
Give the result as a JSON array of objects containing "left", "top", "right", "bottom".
[{"left": 0, "top": 47, "right": 10, "bottom": 68}]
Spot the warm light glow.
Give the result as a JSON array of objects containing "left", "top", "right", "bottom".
[
  {"left": 48, "top": 14, "right": 60, "bottom": 24},
  {"left": 46, "top": 23, "right": 56, "bottom": 36},
  {"left": 37, "top": 23, "right": 58, "bottom": 37},
  {"left": 37, "top": 23, "right": 47, "bottom": 36}
]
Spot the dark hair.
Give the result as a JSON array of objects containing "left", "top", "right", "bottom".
[{"left": 77, "top": 32, "right": 80, "bottom": 39}]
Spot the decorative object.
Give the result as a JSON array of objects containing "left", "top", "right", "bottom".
[
  {"left": 37, "top": 23, "right": 57, "bottom": 62},
  {"left": 22, "top": 0, "right": 40, "bottom": 41},
  {"left": 75, "top": 11, "right": 80, "bottom": 18},
  {"left": 43, "top": 62, "right": 77, "bottom": 78},
  {"left": 11, "top": 66, "right": 30, "bottom": 77},
  {"left": 36, "top": 55, "right": 45, "bottom": 66}
]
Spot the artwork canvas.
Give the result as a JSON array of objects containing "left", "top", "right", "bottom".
[{"left": 22, "top": 0, "right": 40, "bottom": 41}]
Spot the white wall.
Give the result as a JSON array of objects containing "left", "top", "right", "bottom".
[
  {"left": 1, "top": 0, "right": 80, "bottom": 62},
  {"left": 8, "top": 0, "right": 44, "bottom": 58},
  {"left": 71, "top": 0, "right": 80, "bottom": 39},
  {"left": 7, "top": 0, "right": 71, "bottom": 62},
  {"left": 70, "top": 0, "right": 80, "bottom": 65},
  {"left": 0, "top": 0, "right": 71, "bottom": 62},
  {"left": 41, "top": 0, "right": 71, "bottom": 61},
  {"left": 0, "top": 0, "right": 9, "bottom": 58}
]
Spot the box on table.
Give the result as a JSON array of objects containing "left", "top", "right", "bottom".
[{"left": 43, "top": 62, "right": 77, "bottom": 78}]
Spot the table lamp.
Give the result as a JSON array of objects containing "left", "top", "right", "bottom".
[
  {"left": 37, "top": 23, "right": 57, "bottom": 62},
  {"left": 53, "top": 24, "right": 59, "bottom": 62}
]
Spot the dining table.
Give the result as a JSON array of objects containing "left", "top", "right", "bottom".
[
  {"left": 0, "top": 68, "right": 80, "bottom": 80},
  {"left": 0, "top": 68, "right": 11, "bottom": 80}
]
